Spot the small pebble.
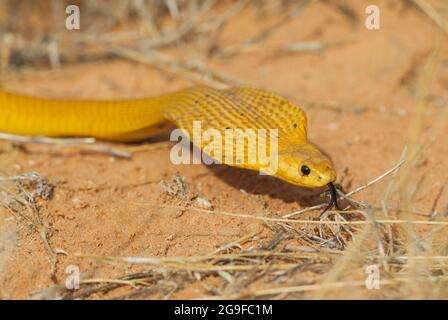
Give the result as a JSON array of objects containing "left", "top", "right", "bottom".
[
  {"left": 328, "top": 122, "right": 339, "bottom": 130},
  {"left": 195, "top": 197, "right": 213, "bottom": 210}
]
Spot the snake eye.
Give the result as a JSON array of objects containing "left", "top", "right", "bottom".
[{"left": 301, "top": 165, "right": 311, "bottom": 176}]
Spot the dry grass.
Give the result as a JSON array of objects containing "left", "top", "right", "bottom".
[
  {"left": 0, "top": 172, "right": 56, "bottom": 274},
  {"left": 1, "top": 0, "right": 448, "bottom": 300}
]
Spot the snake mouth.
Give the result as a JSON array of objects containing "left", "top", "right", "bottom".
[{"left": 320, "top": 182, "right": 341, "bottom": 216}]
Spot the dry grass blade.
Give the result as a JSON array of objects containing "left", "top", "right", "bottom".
[
  {"left": 0, "top": 132, "right": 131, "bottom": 158},
  {"left": 411, "top": 0, "right": 448, "bottom": 35},
  {"left": 103, "top": 44, "right": 250, "bottom": 89},
  {"left": 199, "top": 278, "right": 417, "bottom": 299},
  {"left": 136, "top": 204, "right": 448, "bottom": 226}
]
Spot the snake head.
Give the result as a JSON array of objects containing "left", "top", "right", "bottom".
[{"left": 276, "top": 143, "right": 337, "bottom": 188}]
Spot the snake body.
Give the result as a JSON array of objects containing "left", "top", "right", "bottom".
[{"left": 0, "top": 86, "right": 337, "bottom": 205}]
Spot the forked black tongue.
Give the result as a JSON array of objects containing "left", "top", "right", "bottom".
[{"left": 320, "top": 182, "right": 341, "bottom": 216}]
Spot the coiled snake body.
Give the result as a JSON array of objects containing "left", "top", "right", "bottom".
[{"left": 0, "top": 86, "right": 339, "bottom": 212}]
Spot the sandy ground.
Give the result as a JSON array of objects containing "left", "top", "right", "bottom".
[{"left": 0, "top": 0, "right": 447, "bottom": 299}]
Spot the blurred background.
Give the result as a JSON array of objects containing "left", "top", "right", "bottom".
[
  {"left": 0, "top": 0, "right": 447, "bottom": 104},
  {"left": 0, "top": 0, "right": 446, "bottom": 108}
]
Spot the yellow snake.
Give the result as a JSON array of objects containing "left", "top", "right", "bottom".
[{"left": 0, "top": 86, "right": 339, "bottom": 212}]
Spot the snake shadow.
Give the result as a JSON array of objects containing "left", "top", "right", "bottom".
[{"left": 206, "top": 164, "right": 327, "bottom": 207}]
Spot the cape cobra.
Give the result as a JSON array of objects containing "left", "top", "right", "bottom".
[{"left": 0, "top": 86, "right": 339, "bottom": 213}]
